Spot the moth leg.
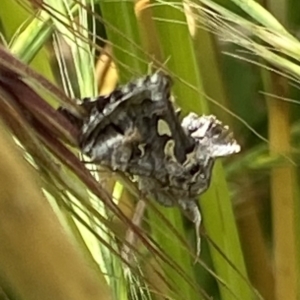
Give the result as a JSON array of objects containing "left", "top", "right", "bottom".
[{"left": 178, "top": 199, "right": 202, "bottom": 260}]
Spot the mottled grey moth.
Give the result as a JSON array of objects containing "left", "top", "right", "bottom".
[{"left": 59, "top": 72, "right": 240, "bottom": 257}]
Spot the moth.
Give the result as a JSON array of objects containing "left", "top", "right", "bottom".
[{"left": 59, "top": 72, "right": 240, "bottom": 256}]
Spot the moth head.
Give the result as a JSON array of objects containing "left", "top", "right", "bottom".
[
  {"left": 179, "top": 114, "right": 240, "bottom": 197},
  {"left": 182, "top": 113, "right": 241, "bottom": 159}
]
